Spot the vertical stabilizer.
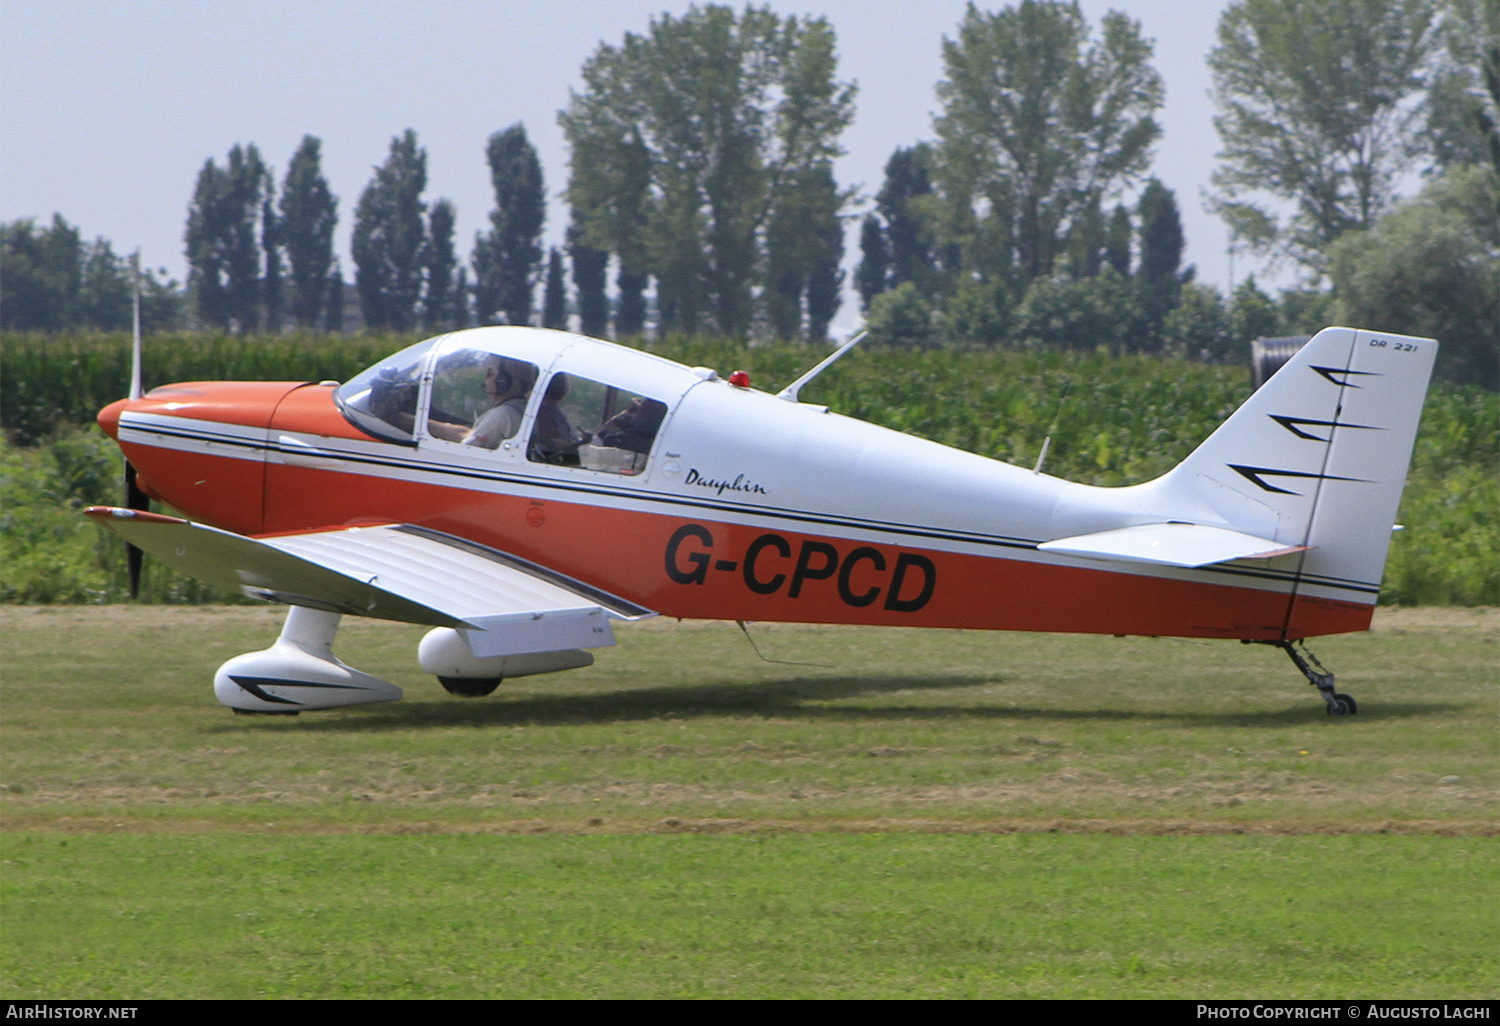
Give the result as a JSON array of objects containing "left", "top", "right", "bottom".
[{"left": 1159, "top": 327, "right": 1437, "bottom": 633}]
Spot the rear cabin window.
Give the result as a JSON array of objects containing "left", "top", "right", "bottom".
[
  {"left": 527, "top": 372, "right": 667, "bottom": 475},
  {"left": 425, "top": 348, "right": 540, "bottom": 450}
]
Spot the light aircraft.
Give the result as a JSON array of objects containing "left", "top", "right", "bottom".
[{"left": 88, "top": 324, "right": 1437, "bottom": 716}]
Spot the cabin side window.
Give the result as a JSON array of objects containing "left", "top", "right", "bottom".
[
  {"left": 527, "top": 372, "right": 667, "bottom": 475},
  {"left": 424, "top": 348, "right": 540, "bottom": 450}
]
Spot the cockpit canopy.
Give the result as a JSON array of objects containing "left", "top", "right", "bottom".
[{"left": 334, "top": 328, "right": 679, "bottom": 477}]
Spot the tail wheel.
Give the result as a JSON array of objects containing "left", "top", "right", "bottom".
[{"left": 1327, "top": 693, "right": 1358, "bottom": 716}]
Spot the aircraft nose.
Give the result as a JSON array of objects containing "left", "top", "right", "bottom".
[{"left": 97, "top": 398, "right": 128, "bottom": 440}]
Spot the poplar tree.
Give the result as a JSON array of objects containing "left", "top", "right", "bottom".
[
  {"left": 855, "top": 214, "right": 889, "bottom": 311},
  {"left": 279, "top": 135, "right": 338, "bottom": 329},
  {"left": 423, "top": 198, "right": 460, "bottom": 330},
  {"left": 1104, "top": 204, "right": 1132, "bottom": 276},
  {"left": 473, "top": 124, "right": 545, "bottom": 325},
  {"left": 1136, "top": 178, "right": 1188, "bottom": 347},
  {"left": 352, "top": 130, "right": 429, "bottom": 330},
  {"left": 542, "top": 248, "right": 568, "bottom": 330},
  {"left": 1424, "top": 0, "right": 1500, "bottom": 176},
  {"left": 877, "top": 144, "right": 936, "bottom": 290},
  {"left": 185, "top": 143, "right": 272, "bottom": 332},
  {"left": 261, "top": 182, "right": 282, "bottom": 331},
  {"left": 568, "top": 222, "right": 609, "bottom": 338},
  {"left": 765, "top": 162, "right": 844, "bottom": 341}
]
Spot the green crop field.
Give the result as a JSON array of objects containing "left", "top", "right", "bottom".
[{"left": 2, "top": 605, "right": 1495, "bottom": 998}]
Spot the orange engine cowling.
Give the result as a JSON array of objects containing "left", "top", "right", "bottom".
[{"left": 97, "top": 381, "right": 305, "bottom": 537}]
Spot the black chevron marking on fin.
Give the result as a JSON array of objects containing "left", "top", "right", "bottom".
[
  {"left": 1269, "top": 415, "right": 1381, "bottom": 442},
  {"left": 1310, "top": 365, "right": 1382, "bottom": 388},
  {"left": 1227, "top": 464, "right": 1368, "bottom": 496}
]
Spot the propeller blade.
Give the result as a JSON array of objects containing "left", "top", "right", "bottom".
[{"left": 124, "top": 460, "right": 149, "bottom": 598}]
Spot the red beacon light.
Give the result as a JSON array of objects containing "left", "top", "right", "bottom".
[{"left": 728, "top": 370, "right": 751, "bottom": 388}]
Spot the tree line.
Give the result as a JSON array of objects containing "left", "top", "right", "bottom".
[{"left": 2, "top": 0, "right": 1495, "bottom": 385}]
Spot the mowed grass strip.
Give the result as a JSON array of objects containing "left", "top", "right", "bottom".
[
  {"left": 1, "top": 606, "right": 1494, "bottom": 829},
  {"left": 2, "top": 831, "right": 1494, "bottom": 999}
]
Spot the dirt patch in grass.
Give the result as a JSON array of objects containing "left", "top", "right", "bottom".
[{"left": 4, "top": 811, "right": 1497, "bottom": 837}]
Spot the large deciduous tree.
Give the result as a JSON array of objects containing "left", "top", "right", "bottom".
[
  {"left": 2, "top": 218, "right": 181, "bottom": 332},
  {"left": 353, "top": 130, "right": 429, "bottom": 331},
  {"left": 1208, "top": 0, "right": 1438, "bottom": 269},
  {"left": 472, "top": 124, "right": 545, "bottom": 325},
  {"left": 1424, "top": 0, "right": 1500, "bottom": 176},
  {"left": 1, "top": 215, "right": 81, "bottom": 330},
  {"left": 279, "top": 135, "right": 338, "bottom": 329},
  {"left": 561, "top": 3, "right": 855, "bottom": 338},
  {"left": 933, "top": 1, "right": 1163, "bottom": 290},
  {"left": 1328, "top": 164, "right": 1499, "bottom": 388}
]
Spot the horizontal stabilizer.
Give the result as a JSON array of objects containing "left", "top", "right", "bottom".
[
  {"left": 84, "top": 508, "right": 652, "bottom": 654},
  {"left": 1037, "top": 523, "right": 1310, "bottom": 569}
]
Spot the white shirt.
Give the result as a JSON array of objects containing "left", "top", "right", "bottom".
[{"left": 465, "top": 397, "right": 526, "bottom": 449}]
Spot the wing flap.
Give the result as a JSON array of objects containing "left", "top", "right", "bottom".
[
  {"left": 1037, "top": 522, "right": 1310, "bottom": 569},
  {"left": 84, "top": 509, "right": 653, "bottom": 654}
]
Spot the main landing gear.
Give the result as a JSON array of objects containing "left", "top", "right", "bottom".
[{"left": 1249, "top": 639, "right": 1357, "bottom": 715}]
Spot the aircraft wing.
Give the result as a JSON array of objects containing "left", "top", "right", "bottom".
[
  {"left": 1036, "top": 523, "right": 1310, "bottom": 569},
  {"left": 84, "top": 507, "right": 653, "bottom": 656}
]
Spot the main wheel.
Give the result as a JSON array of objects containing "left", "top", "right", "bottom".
[{"left": 439, "top": 676, "right": 502, "bottom": 697}]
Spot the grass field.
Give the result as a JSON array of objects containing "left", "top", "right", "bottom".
[{"left": 1, "top": 605, "right": 1496, "bottom": 997}]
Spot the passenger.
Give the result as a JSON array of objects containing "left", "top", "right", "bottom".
[
  {"left": 428, "top": 357, "right": 536, "bottom": 449},
  {"left": 530, "top": 374, "right": 590, "bottom": 465},
  {"left": 596, "top": 396, "right": 667, "bottom": 454}
]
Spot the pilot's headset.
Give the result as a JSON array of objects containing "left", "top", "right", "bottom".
[{"left": 484, "top": 356, "right": 514, "bottom": 397}]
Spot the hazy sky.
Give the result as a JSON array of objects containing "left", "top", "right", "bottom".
[{"left": 0, "top": 0, "right": 1266, "bottom": 335}]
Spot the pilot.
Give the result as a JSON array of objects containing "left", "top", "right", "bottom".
[
  {"left": 428, "top": 357, "right": 536, "bottom": 449},
  {"left": 530, "top": 373, "right": 589, "bottom": 465}
]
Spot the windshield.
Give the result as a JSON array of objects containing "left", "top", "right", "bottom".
[{"left": 333, "top": 337, "right": 441, "bottom": 444}]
